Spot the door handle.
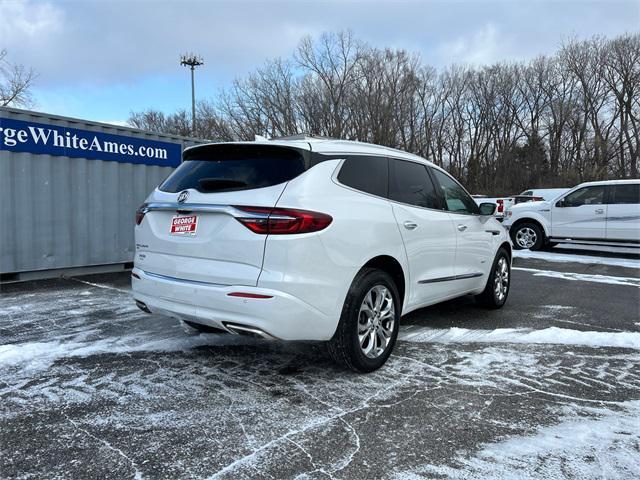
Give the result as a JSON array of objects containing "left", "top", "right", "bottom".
[
  {"left": 595, "top": 208, "right": 605, "bottom": 214},
  {"left": 457, "top": 224, "right": 468, "bottom": 232},
  {"left": 404, "top": 221, "right": 418, "bottom": 230}
]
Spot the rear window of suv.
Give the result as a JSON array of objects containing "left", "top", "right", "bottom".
[{"left": 160, "top": 144, "right": 307, "bottom": 193}]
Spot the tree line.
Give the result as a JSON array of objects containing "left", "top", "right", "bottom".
[{"left": 129, "top": 31, "right": 639, "bottom": 195}]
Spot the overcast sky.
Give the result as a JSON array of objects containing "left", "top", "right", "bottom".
[{"left": 1, "top": 0, "right": 638, "bottom": 124}]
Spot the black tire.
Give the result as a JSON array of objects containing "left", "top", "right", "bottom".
[
  {"left": 475, "top": 248, "right": 511, "bottom": 309},
  {"left": 542, "top": 241, "right": 558, "bottom": 251},
  {"left": 510, "top": 222, "right": 545, "bottom": 251},
  {"left": 328, "top": 268, "right": 400, "bottom": 373},
  {"left": 183, "top": 320, "right": 226, "bottom": 334}
]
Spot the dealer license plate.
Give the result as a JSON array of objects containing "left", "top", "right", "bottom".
[{"left": 170, "top": 215, "right": 198, "bottom": 236}]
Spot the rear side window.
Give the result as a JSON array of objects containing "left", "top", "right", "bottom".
[
  {"left": 160, "top": 145, "right": 307, "bottom": 193},
  {"left": 389, "top": 159, "right": 440, "bottom": 209},
  {"left": 610, "top": 184, "right": 640, "bottom": 204},
  {"left": 337, "top": 156, "right": 388, "bottom": 197}
]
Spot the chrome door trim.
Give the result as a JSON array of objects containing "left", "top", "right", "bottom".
[{"left": 418, "top": 272, "right": 483, "bottom": 284}]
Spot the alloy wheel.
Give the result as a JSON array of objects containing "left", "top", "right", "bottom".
[
  {"left": 515, "top": 227, "right": 537, "bottom": 249},
  {"left": 494, "top": 257, "right": 509, "bottom": 302},
  {"left": 357, "top": 285, "right": 395, "bottom": 359}
]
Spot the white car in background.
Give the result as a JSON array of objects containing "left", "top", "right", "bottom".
[
  {"left": 132, "top": 138, "right": 511, "bottom": 372},
  {"left": 503, "top": 179, "right": 640, "bottom": 250},
  {"left": 514, "top": 188, "right": 570, "bottom": 204}
]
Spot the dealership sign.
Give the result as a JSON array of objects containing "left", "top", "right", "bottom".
[{"left": 0, "top": 117, "right": 182, "bottom": 167}]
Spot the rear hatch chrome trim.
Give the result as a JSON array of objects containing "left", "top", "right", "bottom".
[
  {"left": 143, "top": 203, "right": 296, "bottom": 221},
  {"left": 144, "top": 203, "right": 267, "bottom": 218}
]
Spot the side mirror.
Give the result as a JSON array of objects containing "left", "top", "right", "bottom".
[
  {"left": 555, "top": 199, "right": 565, "bottom": 208},
  {"left": 478, "top": 202, "right": 496, "bottom": 216}
]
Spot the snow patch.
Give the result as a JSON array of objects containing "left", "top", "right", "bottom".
[
  {"left": 396, "top": 401, "right": 640, "bottom": 479},
  {"left": 514, "top": 249, "right": 640, "bottom": 269},
  {"left": 513, "top": 266, "right": 640, "bottom": 287},
  {"left": 0, "top": 333, "right": 256, "bottom": 373},
  {"left": 400, "top": 326, "right": 640, "bottom": 349}
]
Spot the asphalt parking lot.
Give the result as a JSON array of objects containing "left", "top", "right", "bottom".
[{"left": 1, "top": 248, "right": 639, "bottom": 479}]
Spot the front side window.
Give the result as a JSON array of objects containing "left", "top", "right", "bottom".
[
  {"left": 561, "top": 186, "right": 606, "bottom": 207},
  {"left": 430, "top": 169, "right": 479, "bottom": 214},
  {"left": 610, "top": 184, "right": 640, "bottom": 204},
  {"left": 337, "top": 156, "right": 388, "bottom": 198},
  {"left": 388, "top": 159, "right": 440, "bottom": 209}
]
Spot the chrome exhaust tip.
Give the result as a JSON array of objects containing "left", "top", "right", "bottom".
[
  {"left": 135, "top": 300, "right": 151, "bottom": 314},
  {"left": 223, "top": 322, "right": 276, "bottom": 340}
]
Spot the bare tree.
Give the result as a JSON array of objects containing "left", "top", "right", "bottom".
[
  {"left": 295, "top": 31, "right": 364, "bottom": 137},
  {"left": 602, "top": 33, "right": 640, "bottom": 177},
  {"left": 128, "top": 109, "right": 191, "bottom": 137},
  {"left": 0, "top": 50, "right": 36, "bottom": 107}
]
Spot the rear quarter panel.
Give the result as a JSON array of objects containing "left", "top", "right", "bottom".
[{"left": 258, "top": 160, "right": 409, "bottom": 324}]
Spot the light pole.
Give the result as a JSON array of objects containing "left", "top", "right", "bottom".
[{"left": 180, "top": 53, "right": 204, "bottom": 136}]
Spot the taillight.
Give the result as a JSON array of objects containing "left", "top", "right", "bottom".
[
  {"left": 496, "top": 199, "right": 504, "bottom": 213},
  {"left": 135, "top": 203, "right": 148, "bottom": 225},
  {"left": 232, "top": 206, "right": 333, "bottom": 234}
]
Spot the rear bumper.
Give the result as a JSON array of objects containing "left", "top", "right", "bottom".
[{"left": 131, "top": 268, "right": 336, "bottom": 341}]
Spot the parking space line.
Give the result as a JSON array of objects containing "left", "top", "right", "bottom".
[
  {"left": 399, "top": 326, "right": 640, "bottom": 349},
  {"left": 513, "top": 250, "right": 640, "bottom": 269},
  {"left": 512, "top": 267, "right": 640, "bottom": 287},
  {"left": 67, "top": 277, "right": 130, "bottom": 294}
]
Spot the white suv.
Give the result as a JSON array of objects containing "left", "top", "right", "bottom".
[
  {"left": 132, "top": 138, "right": 511, "bottom": 372},
  {"left": 504, "top": 179, "right": 640, "bottom": 250}
]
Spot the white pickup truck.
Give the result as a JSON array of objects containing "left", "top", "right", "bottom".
[
  {"left": 502, "top": 180, "right": 640, "bottom": 250},
  {"left": 515, "top": 188, "right": 570, "bottom": 204},
  {"left": 472, "top": 196, "right": 514, "bottom": 221},
  {"left": 473, "top": 189, "right": 568, "bottom": 221}
]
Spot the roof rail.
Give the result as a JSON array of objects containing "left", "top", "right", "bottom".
[{"left": 272, "top": 133, "right": 337, "bottom": 141}]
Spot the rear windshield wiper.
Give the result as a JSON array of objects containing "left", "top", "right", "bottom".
[{"left": 198, "top": 178, "right": 248, "bottom": 192}]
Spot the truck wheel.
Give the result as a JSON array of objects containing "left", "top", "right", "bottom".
[
  {"left": 476, "top": 248, "right": 511, "bottom": 309},
  {"left": 511, "top": 222, "right": 544, "bottom": 251},
  {"left": 328, "top": 268, "right": 400, "bottom": 373}
]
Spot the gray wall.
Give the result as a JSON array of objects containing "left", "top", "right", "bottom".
[{"left": 0, "top": 107, "right": 201, "bottom": 275}]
